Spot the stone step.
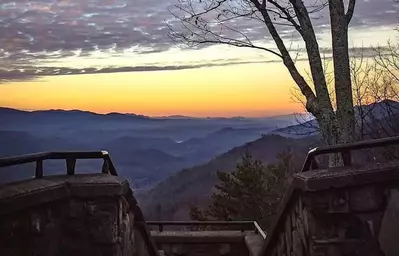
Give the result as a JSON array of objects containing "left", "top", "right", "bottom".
[
  {"left": 313, "top": 238, "right": 364, "bottom": 245},
  {"left": 312, "top": 238, "right": 381, "bottom": 256}
]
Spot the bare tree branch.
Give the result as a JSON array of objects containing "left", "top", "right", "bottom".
[
  {"left": 289, "top": 0, "right": 332, "bottom": 108},
  {"left": 169, "top": 0, "right": 288, "bottom": 58},
  {"left": 267, "top": 0, "right": 303, "bottom": 35},
  {"left": 346, "top": 0, "right": 356, "bottom": 25},
  {"left": 250, "top": 0, "right": 319, "bottom": 113}
]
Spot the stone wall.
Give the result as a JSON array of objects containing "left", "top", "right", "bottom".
[
  {"left": 0, "top": 174, "right": 154, "bottom": 256},
  {"left": 151, "top": 230, "right": 255, "bottom": 256},
  {"left": 158, "top": 241, "right": 248, "bottom": 256},
  {"left": 264, "top": 195, "right": 310, "bottom": 256},
  {"left": 260, "top": 161, "right": 399, "bottom": 256}
]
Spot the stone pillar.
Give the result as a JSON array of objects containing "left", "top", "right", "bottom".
[
  {"left": 260, "top": 161, "right": 399, "bottom": 256},
  {"left": 0, "top": 174, "right": 140, "bottom": 256}
]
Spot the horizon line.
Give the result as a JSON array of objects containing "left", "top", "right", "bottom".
[{"left": 0, "top": 105, "right": 308, "bottom": 119}]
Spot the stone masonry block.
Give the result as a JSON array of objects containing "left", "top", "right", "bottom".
[{"left": 350, "top": 186, "right": 384, "bottom": 212}]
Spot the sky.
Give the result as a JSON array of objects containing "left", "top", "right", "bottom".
[{"left": 0, "top": 0, "right": 398, "bottom": 117}]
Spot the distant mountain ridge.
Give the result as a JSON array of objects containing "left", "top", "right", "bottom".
[
  {"left": 271, "top": 100, "right": 399, "bottom": 137},
  {"left": 3, "top": 100, "right": 396, "bottom": 125},
  {"left": 0, "top": 107, "right": 152, "bottom": 122},
  {"left": 0, "top": 107, "right": 308, "bottom": 121}
]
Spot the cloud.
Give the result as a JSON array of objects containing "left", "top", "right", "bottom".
[
  {"left": 0, "top": 0, "right": 398, "bottom": 82},
  {"left": 0, "top": 58, "right": 287, "bottom": 83},
  {"left": 0, "top": 0, "right": 174, "bottom": 52},
  {"left": 0, "top": 0, "right": 175, "bottom": 67},
  {"left": 2, "top": 45, "right": 390, "bottom": 83}
]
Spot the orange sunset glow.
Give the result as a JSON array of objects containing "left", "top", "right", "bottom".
[
  {"left": 0, "top": 0, "right": 398, "bottom": 117},
  {"left": 1, "top": 62, "right": 303, "bottom": 117}
]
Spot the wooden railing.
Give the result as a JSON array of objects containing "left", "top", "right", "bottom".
[
  {"left": 301, "top": 135, "right": 399, "bottom": 172},
  {"left": 0, "top": 151, "right": 118, "bottom": 177},
  {"left": 146, "top": 220, "right": 267, "bottom": 239}
]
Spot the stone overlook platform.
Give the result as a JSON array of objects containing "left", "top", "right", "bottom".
[{"left": 1, "top": 136, "right": 399, "bottom": 256}]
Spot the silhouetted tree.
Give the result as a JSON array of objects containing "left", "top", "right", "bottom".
[{"left": 170, "top": 0, "right": 357, "bottom": 165}]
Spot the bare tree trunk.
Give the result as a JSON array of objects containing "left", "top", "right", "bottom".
[
  {"left": 329, "top": 0, "right": 356, "bottom": 143},
  {"left": 290, "top": 0, "right": 340, "bottom": 150},
  {"left": 329, "top": 0, "right": 356, "bottom": 164}
]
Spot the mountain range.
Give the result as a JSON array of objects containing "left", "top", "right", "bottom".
[{"left": 0, "top": 107, "right": 304, "bottom": 186}]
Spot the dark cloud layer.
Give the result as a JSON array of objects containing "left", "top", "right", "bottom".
[
  {"left": 0, "top": 0, "right": 174, "bottom": 53},
  {"left": 1, "top": 46, "right": 386, "bottom": 84},
  {"left": 0, "top": 59, "right": 284, "bottom": 84},
  {"left": 0, "top": 0, "right": 398, "bottom": 82}
]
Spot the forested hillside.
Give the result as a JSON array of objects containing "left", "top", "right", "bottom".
[{"left": 139, "top": 134, "right": 322, "bottom": 220}]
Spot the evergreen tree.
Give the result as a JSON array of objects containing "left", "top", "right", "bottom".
[{"left": 190, "top": 150, "right": 295, "bottom": 229}]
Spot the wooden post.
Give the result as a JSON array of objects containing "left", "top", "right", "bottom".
[
  {"left": 35, "top": 160, "right": 43, "bottom": 178},
  {"left": 102, "top": 160, "right": 109, "bottom": 174},
  {"left": 66, "top": 158, "right": 76, "bottom": 175}
]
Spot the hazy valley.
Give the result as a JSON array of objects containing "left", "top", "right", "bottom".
[{"left": 0, "top": 107, "right": 308, "bottom": 186}]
